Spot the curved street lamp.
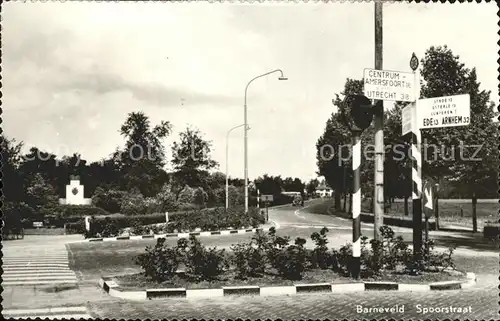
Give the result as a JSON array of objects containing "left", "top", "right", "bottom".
[
  {"left": 244, "top": 69, "right": 288, "bottom": 213},
  {"left": 225, "top": 124, "right": 248, "bottom": 209}
]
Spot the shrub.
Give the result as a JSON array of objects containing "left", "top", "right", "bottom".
[
  {"left": 309, "top": 227, "right": 333, "bottom": 269},
  {"left": 156, "top": 185, "right": 179, "bottom": 212},
  {"left": 231, "top": 242, "right": 266, "bottom": 279},
  {"left": 120, "top": 192, "right": 147, "bottom": 216},
  {"left": 81, "top": 207, "right": 264, "bottom": 238},
  {"left": 270, "top": 237, "right": 308, "bottom": 280},
  {"left": 135, "top": 238, "right": 181, "bottom": 282},
  {"left": 91, "top": 188, "right": 127, "bottom": 213},
  {"left": 230, "top": 230, "right": 271, "bottom": 279},
  {"left": 333, "top": 243, "right": 352, "bottom": 276},
  {"left": 421, "top": 239, "right": 456, "bottom": 272},
  {"left": 193, "top": 187, "right": 209, "bottom": 208},
  {"left": 177, "top": 185, "right": 195, "bottom": 204},
  {"left": 54, "top": 205, "right": 109, "bottom": 218},
  {"left": 183, "top": 235, "right": 228, "bottom": 281},
  {"left": 65, "top": 220, "right": 85, "bottom": 235}
]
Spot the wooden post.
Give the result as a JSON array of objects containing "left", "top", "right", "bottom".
[{"left": 472, "top": 192, "right": 477, "bottom": 233}]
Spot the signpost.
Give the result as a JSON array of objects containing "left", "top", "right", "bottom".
[
  {"left": 33, "top": 221, "right": 43, "bottom": 228},
  {"left": 261, "top": 195, "right": 273, "bottom": 222},
  {"left": 416, "top": 94, "right": 470, "bottom": 130},
  {"left": 362, "top": 54, "right": 470, "bottom": 271},
  {"left": 422, "top": 180, "right": 435, "bottom": 245},
  {"left": 363, "top": 68, "right": 415, "bottom": 102},
  {"left": 402, "top": 103, "right": 417, "bottom": 135}
]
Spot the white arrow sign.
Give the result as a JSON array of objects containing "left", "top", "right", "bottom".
[{"left": 424, "top": 186, "right": 433, "bottom": 210}]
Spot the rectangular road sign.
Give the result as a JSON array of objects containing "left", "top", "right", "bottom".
[
  {"left": 261, "top": 195, "right": 274, "bottom": 202},
  {"left": 402, "top": 103, "right": 417, "bottom": 135},
  {"left": 363, "top": 68, "right": 415, "bottom": 102},
  {"left": 416, "top": 94, "right": 470, "bottom": 129}
]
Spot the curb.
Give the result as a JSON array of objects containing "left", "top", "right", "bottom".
[
  {"left": 82, "top": 225, "right": 278, "bottom": 243},
  {"left": 98, "top": 272, "right": 476, "bottom": 300}
]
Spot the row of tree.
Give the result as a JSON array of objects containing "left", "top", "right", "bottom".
[
  {"left": 2, "top": 110, "right": 317, "bottom": 221},
  {"left": 316, "top": 45, "right": 499, "bottom": 212}
]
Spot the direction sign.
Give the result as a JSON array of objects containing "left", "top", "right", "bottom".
[
  {"left": 33, "top": 221, "right": 43, "bottom": 228},
  {"left": 422, "top": 180, "right": 435, "bottom": 218},
  {"left": 363, "top": 68, "right": 415, "bottom": 102},
  {"left": 261, "top": 195, "right": 274, "bottom": 202},
  {"left": 416, "top": 94, "right": 470, "bottom": 129},
  {"left": 402, "top": 103, "right": 417, "bottom": 135}
]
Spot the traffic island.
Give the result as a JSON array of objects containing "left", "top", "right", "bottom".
[
  {"left": 98, "top": 270, "right": 476, "bottom": 301},
  {"left": 78, "top": 224, "right": 278, "bottom": 243}
]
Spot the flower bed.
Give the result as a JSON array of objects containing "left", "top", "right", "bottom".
[
  {"left": 129, "top": 226, "right": 462, "bottom": 289},
  {"left": 114, "top": 268, "right": 466, "bottom": 291}
]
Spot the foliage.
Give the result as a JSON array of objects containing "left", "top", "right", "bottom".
[
  {"left": 25, "top": 173, "right": 59, "bottom": 216},
  {"left": 269, "top": 237, "right": 308, "bottom": 280},
  {"left": 305, "top": 178, "right": 320, "bottom": 196},
  {"left": 92, "top": 188, "right": 127, "bottom": 213},
  {"left": 135, "top": 238, "right": 182, "bottom": 282},
  {"left": 419, "top": 45, "right": 498, "bottom": 197},
  {"left": 421, "top": 239, "right": 456, "bottom": 272},
  {"left": 183, "top": 235, "right": 228, "bottom": 281},
  {"left": 82, "top": 207, "right": 265, "bottom": 238},
  {"left": 171, "top": 126, "right": 219, "bottom": 190},
  {"left": 309, "top": 227, "right": 333, "bottom": 269},
  {"left": 156, "top": 184, "right": 179, "bottom": 212},
  {"left": 177, "top": 185, "right": 195, "bottom": 204},
  {"left": 193, "top": 187, "right": 209, "bottom": 208},
  {"left": 115, "top": 111, "right": 172, "bottom": 197}
]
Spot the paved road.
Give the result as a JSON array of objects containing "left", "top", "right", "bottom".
[{"left": 2, "top": 235, "right": 94, "bottom": 319}]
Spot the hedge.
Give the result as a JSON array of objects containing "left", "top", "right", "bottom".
[
  {"left": 54, "top": 205, "right": 110, "bottom": 217},
  {"left": 78, "top": 207, "right": 265, "bottom": 238}
]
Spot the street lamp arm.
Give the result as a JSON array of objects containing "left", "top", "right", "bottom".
[
  {"left": 226, "top": 124, "right": 246, "bottom": 139},
  {"left": 245, "top": 69, "right": 285, "bottom": 103}
]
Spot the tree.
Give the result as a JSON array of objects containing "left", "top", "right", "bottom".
[
  {"left": 170, "top": 126, "right": 218, "bottom": 190},
  {"left": 25, "top": 173, "right": 59, "bottom": 218},
  {"left": 317, "top": 78, "right": 404, "bottom": 212},
  {"left": 316, "top": 79, "right": 364, "bottom": 210},
  {"left": 1, "top": 135, "right": 25, "bottom": 203},
  {"left": 254, "top": 175, "right": 284, "bottom": 196},
  {"left": 116, "top": 111, "right": 172, "bottom": 197},
  {"left": 305, "top": 178, "right": 319, "bottom": 196},
  {"left": 177, "top": 185, "right": 195, "bottom": 204},
  {"left": 193, "top": 187, "right": 209, "bottom": 208},
  {"left": 419, "top": 45, "right": 498, "bottom": 198},
  {"left": 156, "top": 184, "right": 179, "bottom": 211}
]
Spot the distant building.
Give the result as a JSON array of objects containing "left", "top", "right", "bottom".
[{"left": 315, "top": 183, "right": 333, "bottom": 198}]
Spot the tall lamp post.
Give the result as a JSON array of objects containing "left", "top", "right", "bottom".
[
  {"left": 226, "top": 124, "right": 247, "bottom": 209},
  {"left": 244, "top": 69, "right": 288, "bottom": 213}
]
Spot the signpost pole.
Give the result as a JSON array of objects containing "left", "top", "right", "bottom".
[
  {"left": 266, "top": 202, "right": 269, "bottom": 222},
  {"left": 351, "top": 131, "right": 362, "bottom": 279},
  {"left": 373, "top": 0, "right": 384, "bottom": 242},
  {"left": 410, "top": 54, "right": 423, "bottom": 266}
]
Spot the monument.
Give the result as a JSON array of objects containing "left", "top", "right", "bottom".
[{"left": 59, "top": 176, "right": 92, "bottom": 205}]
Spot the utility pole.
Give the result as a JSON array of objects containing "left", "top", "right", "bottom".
[{"left": 373, "top": 1, "right": 384, "bottom": 241}]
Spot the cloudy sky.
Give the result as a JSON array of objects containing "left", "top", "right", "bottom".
[{"left": 3, "top": 2, "right": 497, "bottom": 183}]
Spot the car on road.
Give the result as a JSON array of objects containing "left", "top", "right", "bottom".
[{"left": 292, "top": 195, "right": 303, "bottom": 206}]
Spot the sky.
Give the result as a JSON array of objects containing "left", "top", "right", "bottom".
[{"left": 3, "top": 1, "right": 498, "bottom": 183}]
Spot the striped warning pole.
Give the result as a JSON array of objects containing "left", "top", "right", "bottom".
[
  {"left": 410, "top": 53, "right": 423, "bottom": 265},
  {"left": 411, "top": 127, "right": 423, "bottom": 263},
  {"left": 351, "top": 131, "right": 362, "bottom": 279}
]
